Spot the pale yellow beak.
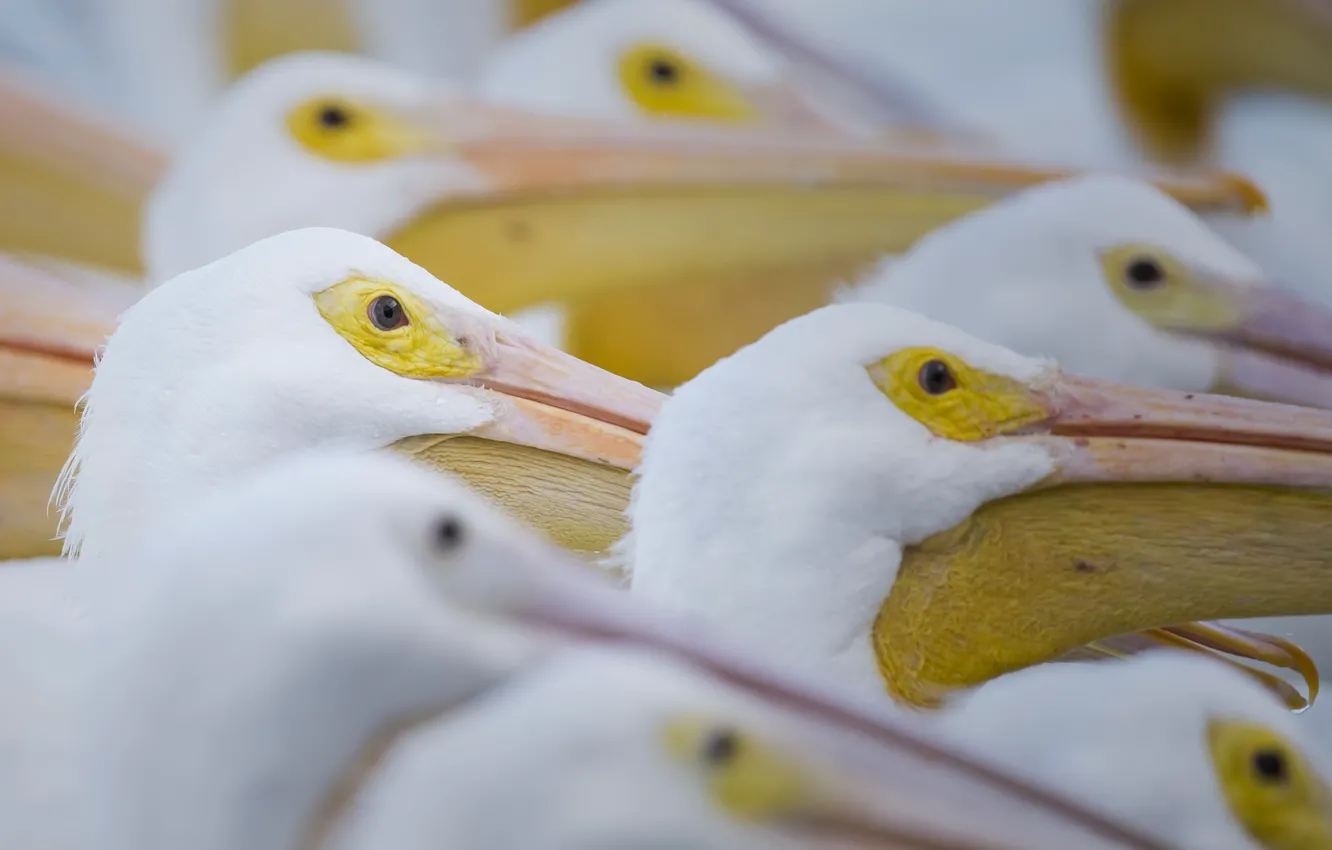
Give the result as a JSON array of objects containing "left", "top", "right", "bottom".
[
  {"left": 0, "top": 71, "right": 165, "bottom": 274},
  {"left": 384, "top": 96, "right": 1265, "bottom": 385},
  {"left": 878, "top": 374, "right": 1332, "bottom": 707},
  {"left": 392, "top": 325, "right": 663, "bottom": 555},
  {"left": 0, "top": 257, "right": 136, "bottom": 558}
]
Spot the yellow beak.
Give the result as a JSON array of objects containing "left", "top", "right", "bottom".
[
  {"left": 381, "top": 96, "right": 1265, "bottom": 386},
  {"left": 0, "top": 71, "right": 165, "bottom": 274},
  {"left": 876, "top": 374, "right": 1332, "bottom": 707}
]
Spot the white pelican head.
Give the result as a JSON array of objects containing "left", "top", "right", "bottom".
[
  {"left": 847, "top": 175, "right": 1332, "bottom": 408},
  {"left": 941, "top": 653, "right": 1332, "bottom": 850},
  {"left": 338, "top": 645, "right": 1090, "bottom": 850},
  {"left": 626, "top": 302, "right": 1332, "bottom": 707},
  {"left": 83, "top": 448, "right": 1172, "bottom": 850},
  {"left": 479, "top": 0, "right": 801, "bottom": 124},
  {"left": 56, "top": 227, "right": 661, "bottom": 562}
]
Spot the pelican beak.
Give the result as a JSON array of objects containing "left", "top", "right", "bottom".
[
  {"left": 0, "top": 71, "right": 165, "bottom": 274},
  {"left": 1205, "top": 282, "right": 1332, "bottom": 409},
  {"left": 877, "top": 373, "right": 1332, "bottom": 708},
  {"left": 384, "top": 95, "right": 1266, "bottom": 385},
  {"left": 0, "top": 257, "right": 135, "bottom": 558},
  {"left": 388, "top": 98, "right": 1266, "bottom": 315},
  {"left": 391, "top": 325, "right": 662, "bottom": 556},
  {"left": 446, "top": 537, "right": 1172, "bottom": 850}
]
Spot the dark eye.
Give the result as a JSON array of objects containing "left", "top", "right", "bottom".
[
  {"left": 700, "top": 727, "right": 739, "bottom": 766},
  {"left": 647, "top": 57, "right": 681, "bottom": 85},
  {"left": 433, "top": 515, "right": 465, "bottom": 552},
  {"left": 1124, "top": 256, "right": 1166, "bottom": 290},
  {"left": 918, "top": 359, "right": 957, "bottom": 396},
  {"left": 368, "top": 295, "right": 408, "bottom": 331},
  {"left": 1252, "top": 748, "right": 1290, "bottom": 784},
  {"left": 317, "top": 103, "right": 351, "bottom": 130}
]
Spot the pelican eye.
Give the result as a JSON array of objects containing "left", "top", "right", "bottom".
[
  {"left": 647, "top": 56, "right": 681, "bottom": 85},
  {"left": 700, "top": 727, "right": 740, "bottom": 765},
  {"left": 314, "top": 276, "right": 486, "bottom": 379},
  {"left": 1207, "top": 718, "right": 1332, "bottom": 850},
  {"left": 918, "top": 359, "right": 956, "bottom": 395},
  {"left": 317, "top": 102, "right": 351, "bottom": 130},
  {"left": 1253, "top": 748, "right": 1290, "bottom": 785},
  {"left": 433, "top": 515, "right": 465, "bottom": 552},
  {"left": 286, "top": 96, "right": 423, "bottom": 162},
  {"left": 1101, "top": 243, "right": 1243, "bottom": 332},
  {"left": 368, "top": 294, "right": 409, "bottom": 331},
  {"left": 868, "top": 347, "right": 1047, "bottom": 442},
  {"left": 617, "top": 42, "right": 756, "bottom": 122},
  {"left": 1125, "top": 256, "right": 1166, "bottom": 289}
]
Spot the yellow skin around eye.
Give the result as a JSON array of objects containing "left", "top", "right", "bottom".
[
  {"left": 617, "top": 43, "right": 759, "bottom": 123},
  {"left": 1208, "top": 718, "right": 1332, "bottom": 850},
  {"left": 286, "top": 97, "right": 427, "bottom": 163},
  {"left": 1099, "top": 243, "right": 1243, "bottom": 333},
  {"left": 661, "top": 717, "right": 808, "bottom": 820},
  {"left": 866, "top": 347, "right": 1048, "bottom": 442},
  {"left": 313, "top": 276, "right": 485, "bottom": 379}
]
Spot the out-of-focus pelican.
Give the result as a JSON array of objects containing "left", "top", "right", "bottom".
[
  {"left": 77, "top": 448, "right": 1173, "bottom": 850},
  {"left": 624, "top": 302, "right": 1332, "bottom": 709},
  {"left": 940, "top": 652, "right": 1332, "bottom": 850},
  {"left": 329, "top": 645, "right": 1125, "bottom": 850},
  {"left": 844, "top": 175, "right": 1332, "bottom": 409}
]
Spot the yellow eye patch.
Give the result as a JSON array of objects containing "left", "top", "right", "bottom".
[
  {"left": 618, "top": 42, "right": 759, "bottom": 123},
  {"left": 1100, "top": 243, "right": 1242, "bottom": 333},
  {"left": 314, "top": 276, "right": 484, "bottom": 379},
  {"left": 1208, "top": 718, "right": 1332, "bottom": 850},
  {"left": 286, "top": 96, "right": 426, "bottom": 162},
  {"left": 866, "top": 347, "right": 1048, "bottom": 442},
  {"left": 662, "top": 716, "right": 807, "bottom": 820}
]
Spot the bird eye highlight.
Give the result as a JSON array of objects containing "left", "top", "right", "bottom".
[
  {"left": 918, "top": 359, "right": 957, "bottom": 395},
  {"left": 1208, "top": 718, "right": 1332, "bottom": 850},
  {"left": 368, "top": 294, "right": 409, "bottom": 331},
  {"left": 617, "top": 43, "right": 757, "bottom": 122},
  {"left": 867, "top": 347, "right": 1047, "bottom": 442}
]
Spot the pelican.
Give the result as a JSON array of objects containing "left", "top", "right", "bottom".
[
  {"left": 939, "top": 652, "right": 1332, "bottom": 850},
  {"left": 335, "top": 645, "right": 1110, "bottom": 850},
  {"left": 54, "top": 226, "right": 661, "bottom": 561},
  {"left": 842, "top": 174, "right": 1332, "bottom": 713},
  {"left": 78, "top": 448, "right": 1169, "bottom": 850},
  {"left": 843, "top": 175, "right": 1332, "bottom": 409},
  {"left": 624, "top": 302, "right": 1332, "bottom": 708},
  {"left": 0, "top": 49, "right": 1263, "bottom": 557}
]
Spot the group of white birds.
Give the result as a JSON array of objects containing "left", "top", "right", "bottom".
[{"left": 3, "top": 0, "right": 1332, "bottom": 848}]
